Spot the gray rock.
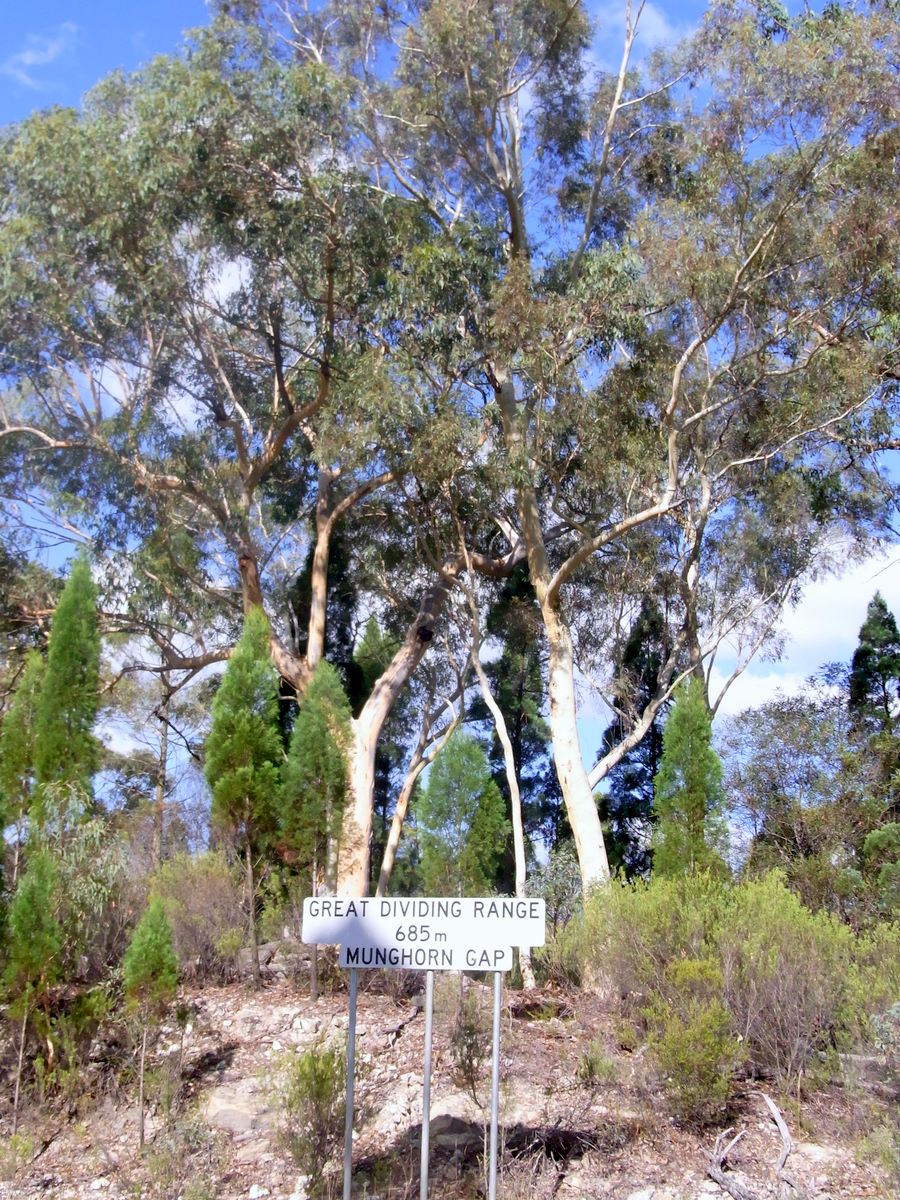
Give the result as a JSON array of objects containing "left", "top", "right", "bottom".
[
  {"left": 429, "top": 1114, "right": 482, "bottom": 1150},
  {"left": 204, "top": 1082, "right": 273, "bottom": 1133}
]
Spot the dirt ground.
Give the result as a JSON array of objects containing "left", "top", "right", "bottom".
[{"left": 0, "top": 972, "right": 895, "bottom": 1200}]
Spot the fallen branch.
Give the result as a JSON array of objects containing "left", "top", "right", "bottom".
[
  {"left": 708, "top": 1128, "right": 760, "bottom": 1200},
  {"left": 758, "top": 1092, "right": 804, "bottom": 1199},
  {"left": 382, "top": 1001, "right": 423, "bottom": 1047}
]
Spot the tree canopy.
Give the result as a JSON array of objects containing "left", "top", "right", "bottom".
[{"left": 0, "top": 0, "right": 898, "bottom": 894}]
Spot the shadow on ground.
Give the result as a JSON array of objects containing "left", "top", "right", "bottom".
[{"left": 353, "top": 1115, "right": 638, "bottom": 1198}]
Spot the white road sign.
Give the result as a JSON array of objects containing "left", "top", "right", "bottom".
[
  {"left": 339, "top": 944, "right": 513, "bottom": 971},
  {"left": 302, "top": 896, "right": 545, "bottom": 953}
]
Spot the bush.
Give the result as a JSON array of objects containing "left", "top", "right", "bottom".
[
  {"left": 717, "top": 875, "right": 858, "bottom": 1084},
  {"left": 151, "top": 852, "right": 245, "bottom": 979},
  {"left": 643, "top": 958, "right": 744, "bottom": 1126},
  {"left": 855, "top": 922, "right": 900, "bottom": 1012},
  {"left": 533, "top": 914, "right": 588, "bottom": 988},
  {"left": 450, "top": 986, "right": 491, "bottom": 1106},
  {"left": 858, "top": 1121, "right": 900, "bottom": 1187},
  {"left": 576, "top": 1037, "right": 617, "bottom": 1086},
  {"left": 275, "top": 1041, "right": 346, "bottom": 1196},
  {"left": 872, "top": 1002, "right": 900, "bottom": 1085},
  {"left": 582, "top": 871, "right": 888, "bottom": 1105},
  {"left": 582, "top": 871, "right": 731, "bottom": 1010}
]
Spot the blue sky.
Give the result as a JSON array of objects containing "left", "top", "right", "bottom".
[
  {"left": 2, "top": 0, "right": 898, "bottom": 718},
  {"left": 0, "top": 1, "right": 712, "bottom": 126},
  {"left": 0, "top": 2, "right": 210, "bottom": 126}
]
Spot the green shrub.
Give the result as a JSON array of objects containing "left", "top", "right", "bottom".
[
  {"left": 857, "top": 1120, "right": 900, "bottom": 1186},
  {"left": 582, "top": 871, "right": 731, "bottom": 1010},
  {"left": 451, "top": 987, "right": 490, "bottom": 1106},
  {"left": 275, "top": 1041, "right": 346, "bottom": 1195},
  {"left": 644, "top": 958, "right": 744, "bottom": 1126},
  {"left": 855, "top": 922, "right": 900, "bottom": 1012},
  {"left": 0, "top": 1133, "right": 33, "bottom": 1180},
  {"left": 151, "top": 851, "right": 245, "bottom": 979},
  {"left": 872, "top": 1002, "right": 900, "bottom": 1085},
  {"left": 533, "top": 914, "right": 587, "bottom": 988},
  {"left": 717, "top": 874, "right": 859, "bottom": 1084},
  {"left": 580, "top": 871, "right": 889, "bottom": 1103},
  {"left": 576, "top": 1037, "right": 617, "bottom": 1086}
]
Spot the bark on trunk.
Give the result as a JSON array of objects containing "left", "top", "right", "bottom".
[
  {"left": 307, "top": 469, "right": 336, "bottom": 673},
  {"left": 495, "top": 371, "right": 610, "bottom": 895},
  {"left": 154, "top": 697, "right": 168, "bottom": 868},
  {"left": 471, "top": 655, "right": 537, "bottom": 987},
  {"left": 245, "top": 821, "right": 261, "bottom": 989},
  {"left": 543, "top": 606, "right": 611, "bottom": 890},
  {"left": 337, "top": 565, "right": 461, "bottom": 896},
  {"left": 12, "top": 1003, "right": 27, "bottom": 1137},
  {"left": 376, "top": 758, "right": 427, "bottom": 898}
]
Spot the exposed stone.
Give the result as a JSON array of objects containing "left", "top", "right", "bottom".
[
  {"left": 429, "top": 1114, "right": 483, "bottom": 1151},
  {"left": 204, "top": 1081, "right": 272, "bottom": 1134}
]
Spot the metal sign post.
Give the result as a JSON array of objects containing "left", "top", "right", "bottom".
[
  {"left": 488, "top": 970, "right": 502, "bottom": 1200},
  {"left": 343, "top": 967, "right": 358, "bottom": 1200},
  {"left": 419, "top": 970, "right": 434, "bottom": 1200},
  {"left": 304, "top": 896, "right": 545, "bottom": 1200}
]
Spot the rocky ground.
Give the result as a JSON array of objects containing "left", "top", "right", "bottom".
[{"left": 0, "top": 964, "right": 896, "bottom": 1200}]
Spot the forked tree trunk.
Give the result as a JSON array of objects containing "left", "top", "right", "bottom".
[
  {"left": 376, "top": 759, "right": 426, "bottom": 898},
  {"left": 337, "top": 567, "right": 461, "bottom": 896},
  {"left": 495, "top": 372, "right": 610, "bottom": 895},
  {"left": 542, "top": 606, "right": 611, "bottom": 890},
  {"left": 471, "top": 655, "right": 537, "bottom": 988}
]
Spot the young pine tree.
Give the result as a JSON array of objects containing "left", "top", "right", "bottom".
[
  {"left": 279, "top": 660, "right": 351, "bottom": 998},
  {"left": 0, "top": 649, "right": 46, "bottom": 886},
  {"left": 3, "top": 850, "right": 62, "bottom": 1135},
  {"left": 33, "top": 556, "right": 100, "bottom": 817},
  {"left": 279, "top": 660, "right": 351, "bottom": 892},
  {"left": 204, "top": 606, "right": 282, "bottom": 988},
  {"left": 416, "top": 732, "right": 509, "bottom": 897},
  {"left": 652, "top": 678, "right": 728, "bottom": 877},
  {"left": 849, "top": 592, "right": 900, "bottom": 734},
  {"left": 122, "top": 897, "right": 179, "bottom": 1149}
]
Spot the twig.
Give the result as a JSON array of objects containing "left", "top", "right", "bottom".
[
  {"left": 759, "top": 1092, "right": 804, "bottom": 1198},
  {"left": 708, "top": 1128, "right": 760, "bottom": 1200}
]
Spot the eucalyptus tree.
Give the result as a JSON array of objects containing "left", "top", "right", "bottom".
[
  {"left": 223, "top": 0, "right": 900, "bottom": 892},
  {"left": 0, "top": 21, "right": 497, "bottom": 894}
]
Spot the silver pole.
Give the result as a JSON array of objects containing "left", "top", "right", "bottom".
[
  {"left": 343, "top": 966, "right": 359, "bottom": 1200},
  {"left": 488, "top": 970, "right": 502, "bottom": 1200},
  {"left": 420, "top": 970, "right": 435, "bottom": 1200}
]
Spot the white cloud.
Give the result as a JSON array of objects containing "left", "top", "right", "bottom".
[
  {"left": 0, "top": 22, "right": 78, "bottom": 90},
  {"left": 588, "top": 1, "right": 692, "bottom": 71},
  {"left": 711, "top": 546, "right": 900, "bottom": 720}
]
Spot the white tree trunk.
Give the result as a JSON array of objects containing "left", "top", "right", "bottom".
[
  {"left": 542, "top": 606, "right": 611, "bottom": 891},
  {"left": 337, "top": 566, "right": 461, "bottom": 896},
  {"left": 471, "top": 655, "right": 537, "bottom": 987},
  {"left": 375, "top": 758, "right": 425, "bottom": 898},
  {"left": 495, "top": 371, "right": 610, "bottom": 896}
]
